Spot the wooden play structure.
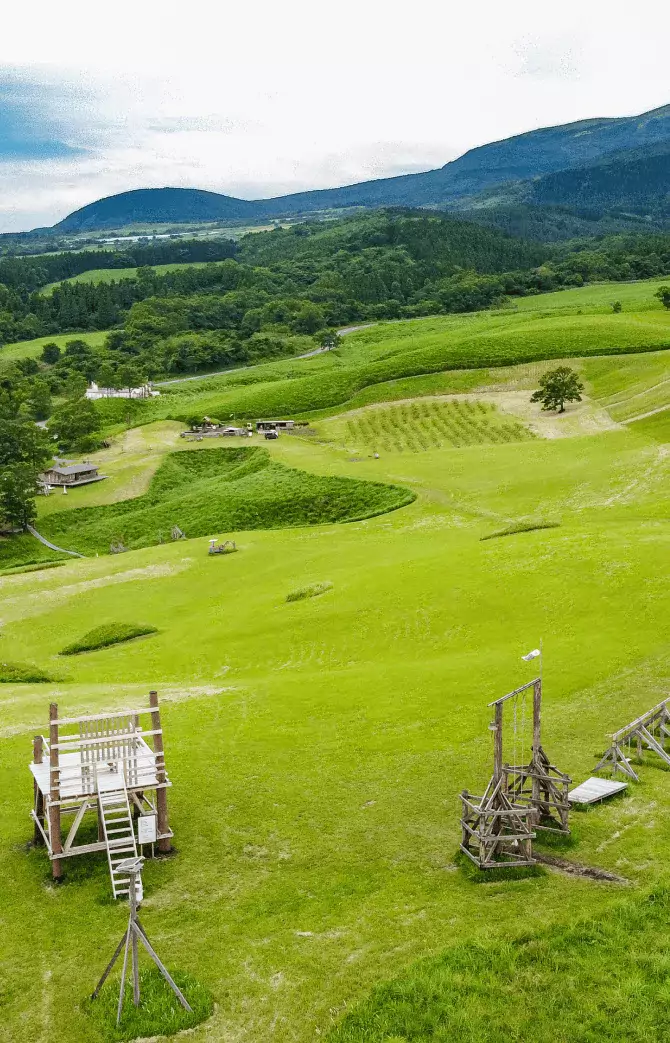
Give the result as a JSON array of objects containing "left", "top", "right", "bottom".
[
  {"left": 92, "top": 856, "right": 192, "bottom": 1025},
  {"left": 208, "top": 538, "right": 237, "bottom": 555},
  {"left": 460, "top": 667, "right": 571, "bottom": 869},
  {"left": 30, "top": 692, "right": 172, "bottom": 899},
  {"left": 594, "top": 698, "right": 670, "bottom": 781}
]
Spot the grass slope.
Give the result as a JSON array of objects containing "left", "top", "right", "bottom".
[
  {"left": 41, "top": 260, "right": 220, "bottom": 293},
  {"left": 0, "top": 297, "right": 668, "bottom": 1043},
  {"left": 328, "top": 887, "right": 670, "bottom": 1043},
  {"left": 60, "top": 623, "right": 158, "bottom": 655},
  {"left": 37, "top": 446, "right": 414, "bottom": 557},
  {"left": 0, "top": 330, "right": 108, "bottom": 370}
]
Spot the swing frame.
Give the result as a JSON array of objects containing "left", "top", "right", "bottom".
[{"left": 460, "top": 676, "right": 571, "bottom": 870}]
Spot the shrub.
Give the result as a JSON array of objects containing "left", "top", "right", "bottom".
[
  {"left": 0, "top": 661, "right": 53, "bottom": 683},
  {"left": 60, "top": 623, "right": 158, "bottom": 656},
  {"left": 286, "top": 581, "right": 333, "bottom": 603},
  {"left": 481, "top": 521, "right": 560, "bottom": 541}
]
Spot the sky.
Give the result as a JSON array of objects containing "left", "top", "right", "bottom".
[{"left": 0, "top": 0, "right": 668, "bottom": 232}]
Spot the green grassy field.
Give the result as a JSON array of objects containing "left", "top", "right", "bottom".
[
  {"left": 40, "top": 261, "right": 220, "bottom": 293},
  {"left": 0, "top": 277, "right": 669, "bottom": 1042},
  {"left": 0, "top": 330, "right": 108, "bottom": 369}
]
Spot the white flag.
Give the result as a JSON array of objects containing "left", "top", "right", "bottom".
[{"left": 522, "top": 649, "right": 541, "bottom": 661}]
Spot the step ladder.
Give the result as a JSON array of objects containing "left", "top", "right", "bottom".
[{"left": 98, "top": 776, "right": 143, "bottom": 901}]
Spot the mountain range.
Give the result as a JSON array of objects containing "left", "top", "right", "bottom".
[{"left": 51, "top": 103, "right": 670, "bottom": 235}]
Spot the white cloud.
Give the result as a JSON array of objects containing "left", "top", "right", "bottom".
[{"left": 0, "top": 0, "right": 668, "bottom": 230}]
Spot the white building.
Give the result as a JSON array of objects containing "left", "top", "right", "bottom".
[{"left": 85, "top": 382, "right": 160, "bottom": 401}]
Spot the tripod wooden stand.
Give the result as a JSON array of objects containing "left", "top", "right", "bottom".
[{"left": 92, "top": 856, "right": 192, "bottom": 1026}]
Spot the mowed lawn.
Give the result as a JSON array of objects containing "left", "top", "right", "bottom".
[{"left": 0, "top": 409, "right": 669, "bottom": 1041}]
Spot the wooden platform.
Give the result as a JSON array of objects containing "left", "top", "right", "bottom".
[
  {"left": 568, "top": 777, "right": 628, "bottom": 804},
  {"left": 30, "top": 734, "right": 162, "bottom": 801}
]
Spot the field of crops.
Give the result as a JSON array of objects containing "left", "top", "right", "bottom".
[{"left": 330, "top": 399, "right": 534, "bottom": 453}]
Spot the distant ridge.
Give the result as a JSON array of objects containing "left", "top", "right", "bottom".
[
  {"left": 48, "top": 103, "right": 670, "bottom": 233},
  {"left": 53, "top": 187, "right": 258, "bottom": 232}
]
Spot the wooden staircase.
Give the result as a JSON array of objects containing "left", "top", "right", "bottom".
[{"left": 98, "top": 778, "right": 143, "bottom": 901}]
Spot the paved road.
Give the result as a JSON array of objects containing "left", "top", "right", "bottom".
[{"left": 152, "top": 324, "right": 378, "bottom": 388}]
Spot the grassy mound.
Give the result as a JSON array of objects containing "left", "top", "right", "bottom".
[
  {"left": 37, "top": 447, "right": 414, "bottom": 557},
  {"left": 328, "top": 888, "right": 670, "bottom": 1043},
  {"left": 0, "top": 661, "right": 53, "bottom": 683},
  {"left": 60, "top": 623, "right": 158, "bottom": 656},
  {"left": 481, "top": 521, "right": 561, "bottom": 541},
  {"left": 339, "top": 399, "right": 533, "bottom": 453},
  {"left": 84, "top": 966, "right": 213, "bottom": 1041},
  {"left": 286, "top": 581, "right": 333, "bottom": 602}
]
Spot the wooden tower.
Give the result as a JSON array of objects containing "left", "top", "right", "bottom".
[
  {"left": 460, "top": 675, "right": 571, "bottom": 869},
  {"left": 30, "top": 691, "right": 172, "bottom": 897}
]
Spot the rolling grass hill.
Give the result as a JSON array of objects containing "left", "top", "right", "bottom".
[
  {"left": 0, "top": 329, "right": 108, "bottom": 369},
  {"left": 40, "top": 261, "right": 217, "bottom": 293},
  {"left": 0, "top": 386, "right": 668, "bottom": 1041},
  {"left": 91, "top": 276, "right": 669, "bottom": 427}
]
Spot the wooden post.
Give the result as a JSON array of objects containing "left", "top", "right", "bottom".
[
  {"left": 149, "top": 692, "right": 171, "bottom": 853},
  {"left": 493, "top": 702, "right": 503, "bottom": 784},
  {"left": 48, "top": 703, "right": 63, "bottom": 879},
  {"left": 130, "top": 872, "right": 140, "bottom": 1007},
  {"left": 33, "top": 735, "right": 45, "bottom": 846},
  {"left": 532, "top": 678, "right": 542, "bottom": 754}
]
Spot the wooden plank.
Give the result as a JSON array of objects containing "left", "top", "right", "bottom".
[
  {"left": 488, "top": 678, "right": 538, "bottom": 708},
  {"left": 63, "top": 800, "right": 90, "bottom": 852},
  {"left": 52, "top": 729, "right": 162, "bottom": 750},
  {"left": 569, "top": 777, "right": 628, "bottom": 804},
  {"left": 55, "top": 708, "right": 153, "bottom": 726},
  {"left": 150, "top": 692, "right": 171, "bottom": 854},
  {"left": 610, "top": 699, "right": 670, "bottom": 742}
]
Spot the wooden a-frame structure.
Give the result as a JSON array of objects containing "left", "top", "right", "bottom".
[
  {"left": 594, "top": 698, "right": 670, "bottom": 781},
  {"left": 30, "top": 691, "right": 172, "bottom": 898},
  {"left": 460, "top": 676, "right": 571, "bottom": 869}
]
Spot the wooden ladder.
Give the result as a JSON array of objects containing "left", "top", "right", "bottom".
[{"left": 98, "top": 781, "right": 143, "bottom": 901}]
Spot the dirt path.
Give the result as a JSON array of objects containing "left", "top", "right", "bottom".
[{"left": 621, "top": 403, "right": 670, "bottom": 424}]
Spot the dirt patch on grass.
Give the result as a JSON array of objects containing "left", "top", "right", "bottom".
[
  {"left": 534, "top": 853, "right": 629, "bottom": 884},
  {"left": 0, "top": 560, "right": 192, "bottom": 625},
  {"left": 468, "top": 391, "right": 621, "bottom": 439}
]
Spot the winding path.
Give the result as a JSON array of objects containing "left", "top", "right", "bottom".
[{"left": 152, "top": 324, "right": 378, "bottom": 388}]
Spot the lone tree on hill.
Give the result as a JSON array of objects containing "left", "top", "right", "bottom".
[
  {"left": 531, "top": 366, "right": 584, "bottom": 414},
  {"left": 655, "top": 286, "right": 670, "bottom": 310}
]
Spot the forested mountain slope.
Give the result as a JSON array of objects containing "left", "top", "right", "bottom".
[{"left": 47, "top": 104, "right": 670, "bottom": 232}]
